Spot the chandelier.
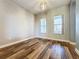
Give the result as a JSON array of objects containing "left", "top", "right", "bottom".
[{"left": 38, "top": 0, "right": 48, "bottom": 10}]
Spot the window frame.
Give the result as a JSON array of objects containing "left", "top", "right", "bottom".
[
  {"left": 53, "top": 15, "right": 64, "bottom": 35},
  {"left": 40, "top": 17, "right": 47, "bottom": 34}
]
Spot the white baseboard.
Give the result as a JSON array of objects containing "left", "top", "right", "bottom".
[
  {"left": 0, "top": 36, "right": 76, "bottom": 49},
  {"left": 0, "top": 36, "right": 35, "bottom": 48},
  {"left": 35, "top": 36, "right": 76, "bottom": 45}
]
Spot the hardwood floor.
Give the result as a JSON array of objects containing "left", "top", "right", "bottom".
[{"left": 0, "top": 38, "right": 79, "bottom": 59}]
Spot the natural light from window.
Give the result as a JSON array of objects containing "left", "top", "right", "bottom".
[
  {"left": 53, "top": 16, "right": 63, "bottom": 34},
  {"left": 40, "top": 18, "right": 46, "bottom": 33}
]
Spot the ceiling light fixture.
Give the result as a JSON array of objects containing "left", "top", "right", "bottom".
[{"left": 38, "top": 0, "right": 48, "bottom": 10}]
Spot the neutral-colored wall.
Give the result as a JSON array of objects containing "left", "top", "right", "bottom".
[
  {"left": 0, "top": 0, "right": 34, "bottom": 45},
  {"left": 69, "top": 0, "right": 76, "bottom": 42},
  {"left": 76, "top": 0, "right": 79, "bottom": 50},
  {"left": 35, "top": 6, "right": 70, "bottom": 40}
]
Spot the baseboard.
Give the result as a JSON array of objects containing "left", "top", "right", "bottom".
[
  {"left": 75, "top": 48, "right": 79, "bottom": 56},
  {"left": 0, "top": 36, "right": 35, "bottom": 48},
  {"left": 35, "top": 36, "right": 76, "bottom": 45},
  {"left": 0, "top": 36, "right": 76, "bottom": 49}
]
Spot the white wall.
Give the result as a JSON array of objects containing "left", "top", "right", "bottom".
[
  {"left": 0, "top": 0, "right": 34, "bottom": 45},
  {"left": 35, "top": 6, "right": 70, "bottom": 40},
  {"left": 69, "top": 0, "right": 76, "bottom": 42},
  {"left": 76, "top": 0, "right": 79, "bottom": 50}
]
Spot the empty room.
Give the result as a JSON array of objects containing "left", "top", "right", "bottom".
[{"left": 0, "top": 0, "right": 79, "bottom": 59}]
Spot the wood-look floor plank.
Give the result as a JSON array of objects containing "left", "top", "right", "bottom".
[
  {"left": 13, "top": 39, "right": 39, "bottom": 52},
  {"left": 7, "top": 49, "right": 26, "bottom": 59},
  {"left": 64, "top": 47, "right": 73, "bottom": 59},
  {"left": 25, "top": 42, "right": 49, "bottom": 59},
  {"left": 68, "top": 47, "right": 79, "bottom": 59},
  {"left": 25, "top": 45, "right": 44, "bottom": 59},
  {"left": 7, "top": 42, "right": 41, "bottom": 59},
  {"left": 42, "top": 48, "right": 51, "bottom": 59},
  {"left": 0, "top": 39, "right": 78, "bottom": 59}
]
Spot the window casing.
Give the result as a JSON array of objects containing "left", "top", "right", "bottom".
[
  {"left": 53, "top": 15, "right": 63, "bottom": 34},
  {"left": 40, "top": 18, "right": 46, "bottom": 33}
]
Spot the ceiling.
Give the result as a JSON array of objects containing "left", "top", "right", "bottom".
[{"left": 13, "top": 0, "right": 70, "bottom": 14}]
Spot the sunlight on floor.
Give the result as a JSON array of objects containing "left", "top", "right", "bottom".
[{"left": 51, "top": 44, "right": 64, "bottom": 59}]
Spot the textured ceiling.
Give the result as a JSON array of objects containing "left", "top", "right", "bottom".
[{"left": 13, "top": 0, "right": 70, "bottom": 14}]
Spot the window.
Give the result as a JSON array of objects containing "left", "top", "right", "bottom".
[
  {"left": 53, "top": 16, "right": 63, "bottom": 34},
  {"left": 40, "top": 18, "right": 46, "bottom": 33}
]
